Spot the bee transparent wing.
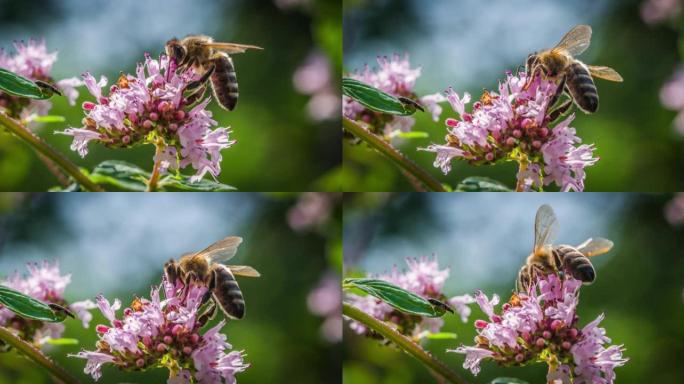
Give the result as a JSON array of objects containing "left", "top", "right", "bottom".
[
  {"left": 228, "top": 265, "right": 261, "bottom": 278},
  {"left": 534, "top": 204, "right": 559, "bottom": 253},
  {"left": 553, "top": 24, "right": 592, "bottom": 56},
  {"left": 586, "top": 65, "right": 623, "bottom": 82},
  {"left": 576, "top": 237, "right": 613, "bottom": 257},
  {"left": 202, "top": 42, "right": 263, "bottom": 54},
  {"left": 194, "top": 236, "right": 243, "bottom": 263}
]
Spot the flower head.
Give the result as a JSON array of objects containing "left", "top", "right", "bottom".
[
  {"left": 659, "top": 68, "right": 684, "bottom": 136},
  {"left": 343, "top": 53, "right": 443, "bottom": 140},
  {"left": 346, "top": 256, "right": 473, "bottom": 340},
  {"left": 0, "top": 261, "right": 94, "bottom": 346},
  {"left": 640, "top": 0, "right": 681, "bottom": 24},
  {"left": 307, "top": 272, "right": 342, "bottom": 343},
  {"left": 0, "top": 39, "right": 81, "bottom": 122},
  {"left": 293, "top": 51, "right": 340, "bottom": 122},
  {"left": 70, "top": 275, "right": 248, "bottom": 383},
  {"left": 58, "top": 53, "right": 236, "bottom": 183},
  {"left": 422, "top": 71, "right": 598, "bottom": 191},
  {"left": 451, "top": 274, "right": 627, "bottom": 384}
]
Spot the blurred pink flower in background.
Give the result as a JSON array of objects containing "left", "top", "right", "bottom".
[
  {"left": 344, "top": 53, "right": 444, "bottom": 140},
  {"left": 0, "top": 261, "right": 94, "bottom": 346},
  {"left": 274, "top": 0, "right": 311, "bottom": 11},
  {"left": 0, "top": 39, "right": 82, "bottom": 123},
  {"left": 641, "top": 0, "right": 681, "bottom": 24},
  {"left": 293, "top": 51, "right": 340, "bottom": 122},
  {"left": 345, "top": 256, "right": 473, "bottom": 340},
  {"left": 307, "top": 272, "right": 342, "bottom": 343},
  {"left": 659, "top": 68, "right": 684, "bottom": 135},
  {"left": 664, "top": 193, "right": 684, "bottom": 225},
  {"left": 71, "top": 275, "right": 248, "bottom": 383},
  {"left": 287, "top": 192, "right": 340, "bottom": 232}
]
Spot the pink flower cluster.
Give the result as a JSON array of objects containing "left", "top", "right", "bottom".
[
  {"left": 659, "top": 68, "right": 684, "bottom": 135},
  {"left": 422, "top": 71, "right": 598, "bottom": 191},
  {"left": 452, "top": 274, "right": 627, "bottom": 383},
  {"left": 71, "top": 278, "right": 249, "bottom": 383},
  {"left": 640, "top": 0, "right": 681, "bottom": 24},
  {"left": 70, "top": 276, "right": 248, "bottom": 383},
  {"left": 293, "top": 51, "right": 340, "bottom": 122},
  {"left": 346, "top": 256, "right": 473, "bottom": 340},
  {"left": 59, "top": 54, "right": 236, "bottom": 182},
  {"left": 307, "top": 272, "right": 342, "bottom": 343},
  {"left": 0, "top": 261, "right": 94, "bottom": 346},
  {"left": 343, "top": 53, "right": 443, "bottom": 139},
  {"left": 0, "top": 39, "right": 81, "bottom": 121},
  {"left": 287, "top": 192, "right": 340, "bottom": 232}
]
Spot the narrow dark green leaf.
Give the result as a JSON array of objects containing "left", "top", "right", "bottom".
[
  {"left": 32, "top": 115, "right": 66, "bottom": 123},
  {"left": 343, "top": 278, "right": 443, "bottom": 317},
  {"left": 456, "top": 176, "right": 512, "bottom": 192},
  {"left": 424, "top": 332, "right": 458, "bottom": 340},
  {"left": 0, "top": 285, "right": 65, "bottom": 322},
  {"left": 45, "top": 338, "right": 79, "bottom": 346},
  {"left": 159, "top": 175, "right": 236, "bottom": 192},
  {"left": 342, "top": 77, "right": 418, "bottom": 116},
  {"left": 491, "top": 378, "right": 530, "bottom": 384},
  {"left": 88, "top": 160, "right": 149, "bottom": 191},
  {"left": 0, "top": 68, "right": 54, "bottom": 99}
]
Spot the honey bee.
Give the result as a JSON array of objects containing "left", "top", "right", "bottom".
[
  {"left": 165, "top": 35, "right": 262, "bottom": 111},
  {"left": 516, "top": 204, "right": 614, "bottom": 292},
  {"left": 525, "top": 25, "right": 623, "bottom": 114},
  {"left": 164, "top": 236, "right": 260, "bottom": 320}
]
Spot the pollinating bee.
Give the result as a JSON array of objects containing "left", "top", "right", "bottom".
[
  {"left": 165, "top": 35, "right": 262, "bottom": 111},
  {"left": 516, "top": 204, "right": 614, "bottom": 292},
  {"left": 164, "top": 236, "right": 260, "bottom": 320},
  {"left": 525, "top": 24, "right": 623, "bottom": 115}
]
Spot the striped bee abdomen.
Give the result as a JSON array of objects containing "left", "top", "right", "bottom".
[
  {"left": 565, "top": 62, "right": 599, "bottom": 113},
  {"left": 555, "top": 245, "right": 596, "bottom": 283},
  {"left": 211, "top": 264, "right": 245, "bottom": 319},
  {"left": 210, "top": 53, "right": 239, "bottom": 111}
]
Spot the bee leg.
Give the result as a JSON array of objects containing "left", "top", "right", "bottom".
[
  {"left": 164, "top": 259, "right": 180, "bottom": 285},
  {"left": 548, "top": 98, "right": 573, "bottom": 122},
  {"left": 185, "top": 85, "right": 207, "bottom": 106},
  {"left": 197, "top": 300, "right": 217, "bottom": 327},
  {"left": 185, "top": 64, "right": 215, "bottom": 92},
  {"left": 548, "top": 75, "right": 567, "bottom": 108}
]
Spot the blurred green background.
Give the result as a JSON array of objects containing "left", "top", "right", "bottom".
[
  {"left": 0, "top": 0, "right": 342, "bottom": 191},
  {"left": 343, "top": 0, "right": 684, "bottom": 191},
  {"left": 343, "top": 193, "right": 684, "bottom": 383},
  {"left": 0, "top": 192, "right": 341, "bottom": 383}
]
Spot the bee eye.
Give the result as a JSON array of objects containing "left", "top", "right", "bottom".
[{"left": 173, "top": 45, "right": 185, "bottom": 60}]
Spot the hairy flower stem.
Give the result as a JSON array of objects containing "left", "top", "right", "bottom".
[
  {"left": 0, "top": 112, "right": 103, "bottom": 192},
  {"left": 147, "top": 143, "right": 164, "bottom": 192},
  {"left": 343, "top": 118, "right": 446, "bottom": 192},
  {"left": 0, "top": 326, "right": 80, "bottom": 384},
  {"left": 515, "top": 161, "right": 528, "bottom": 192},
  {"left": 343, "top": 303, "right": 468, "bottom": 384}
]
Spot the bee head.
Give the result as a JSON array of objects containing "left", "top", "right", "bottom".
[{"left": 165, "top": 38, "right": 187, "bottom": 64}]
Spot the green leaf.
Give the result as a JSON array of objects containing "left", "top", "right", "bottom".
[
  {"left": 343, "top": 278, "right": 444, "bottom": 317},
  {"left": 159, "top": 175, "right": 236, "bottom": 192},
  {"left": 0, "top": 68, "right": 55, "bottom": 99},
  {"left": 32, "top": 115, "right": 66, "bottom": 123},
  {"left": 396, "top": 131, "right": 429, "bottom": 139},
  {"left": 342, "top": 77, "right": 419, "bottom": 116},
  {"left": 491, "top": 378, "right": 530, "bottom": 384},
  {"left": 88, "top": 160, "right": 149, "bottom": 191},
  {"left": 44, "top": 338, "right": 79, "bottom": 346},
  {"left": 0, "top": 285, "right": 67, "bottom": 322},
  {"left": 456, "top": 176, "right": 512, "bottom": 192},
  {"left": 424, "top": 332, "right": 458, "bottom": 340}
]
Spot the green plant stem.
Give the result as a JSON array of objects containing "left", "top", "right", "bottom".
[
  {"left": 342, "top": 302, "right": 468, "bottom": 384},
  {"left": 147, "top": 143, "right": 164, "bottom": 192},
  {"left": 343, "top": 117, "right": 446, "bottom": 192},
  {"left": 0, "top": 326, "right": 80, "bottom": 384},
  {"left": 515, "top": 161, "right": 528, "bottom": 192},
  {"left": 0, "top": 112, "right": 103, "bottom": 192}
]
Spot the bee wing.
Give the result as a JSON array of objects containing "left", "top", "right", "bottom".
[
  {"left": 202, "top": 42, "right": 263, "bottom": 54},
  {"left": 576, "top": 237, "right": 613, "bottom": 257},
  {"left": 534, "top": 204, "right": 559, "bottom": 253},
  {"left": 586, "top": 65, "right": 623, "bottom": 82},
  {"left": 194, "top": 236, "right": 243, "bottom": 263},
  {"left": 228, "top": 265, "right": 261, "bottom": 278},
  {"left": 553, "top": 25, "right": 592, "bottom": 57}
]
